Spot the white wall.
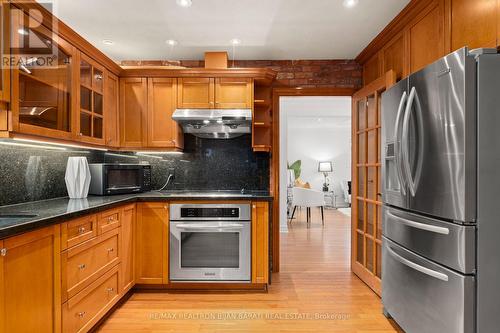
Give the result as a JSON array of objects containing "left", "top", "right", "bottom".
[{"left": 279, "top": 96, "right": 351, "bottom": 232}]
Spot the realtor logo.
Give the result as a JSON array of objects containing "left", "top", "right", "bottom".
[{"left": 5, "top": 1, "right": 59, "bottom": 69}]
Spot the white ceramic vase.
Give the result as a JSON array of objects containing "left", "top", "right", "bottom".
[{"left": 65, "top": 157, "right": 91, "bottom": 199}]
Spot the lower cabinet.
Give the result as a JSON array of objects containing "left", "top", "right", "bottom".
[
  {"left": 120, "top": 204, "right": 136, "bottom": 293},
  {"left": 252, "top": 201, "right": 269, "bottom": 284},
  {"left": 0, "top": 225, "right": 62, "bottom": 333},
  {"left": 135, "top": 202, "right": 169, "bottom": 284},
  {"left": 62, "top": 265, "right": 120, "bottom": 333}
]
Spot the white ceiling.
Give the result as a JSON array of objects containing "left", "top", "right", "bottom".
[{"left": 46, "top": 0, "right": 410, "bottom": 61}]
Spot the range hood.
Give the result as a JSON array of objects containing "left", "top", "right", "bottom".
[{"left": 172, "top": 109, "right": 252, "bottom": 139}]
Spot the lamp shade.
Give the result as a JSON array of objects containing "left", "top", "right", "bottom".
[{"left": 318, "top": 161, "right": 333, "bottom": 173}]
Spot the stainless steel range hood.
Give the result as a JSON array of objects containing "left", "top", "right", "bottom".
[{"left": 172, "top": 109, "right": 252, "bottom": 139}]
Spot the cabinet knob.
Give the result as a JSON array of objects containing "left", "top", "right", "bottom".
[
  {"left": 164, "top": 205, "right": 168, "bottom": 210},
  {"left": 106, "top": 287, "right": 114, "bottom": 293},
  {"left": 253, "top": 204, "right": 256, "bottom": 209},
  {"left": 107, "top": 247, "right": 114, "bottom": 253},
  {"left": 0, "top": 248, "right": 6, "bottom": 257},
  {"left": 78, "top": 226, "right": 86, "bottom": 234},
  {"left": 78, "top": 133, "right": 83, "bottom": 136},
  {"left": 78, "top": 264, "right": 86, "bottom": 270},
  {"left": 107, "top": 216, "right": 114, "bottom": 223},
  {"left": 76, "top": 311, "right": 86, "bottom": 318}
]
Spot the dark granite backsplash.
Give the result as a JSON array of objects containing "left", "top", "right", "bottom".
[{"left": 0, "top": 135, "right": 269, "bottom": 206}]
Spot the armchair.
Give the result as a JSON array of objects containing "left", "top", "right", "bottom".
[{"left": 289, "top": 187, "right": 326, "bottom": 227}]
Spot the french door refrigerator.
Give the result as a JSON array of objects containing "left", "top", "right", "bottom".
[{"left": 381, "top": 47, "right": 500, "bottom": 333}]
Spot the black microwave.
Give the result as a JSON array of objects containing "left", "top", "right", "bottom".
[{"left": 88, "top": 164, "right": 151, "bottom": 195}]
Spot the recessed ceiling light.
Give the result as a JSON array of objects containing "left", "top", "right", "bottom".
[
  {"left": 230, "top": 38, "right": 241, "bottom": 46},
  {"left": 166, "top": 39, "right": 178, "bottom": 46},
  {"left": 102, "top": 39, "right": 114, "bottom": 45},
  {"left": 17, "top": 28, "right": 29, "bottom": 35},
  {"left": 343, "top": 0, "right": 359, "bottom": 8},
  {"left": 176, "top": 0, "right": 192, "bottom": 7}
]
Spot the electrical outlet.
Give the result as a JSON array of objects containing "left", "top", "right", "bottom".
[{"left": 168, "top": 168, "right": 175, "bottom": 179}]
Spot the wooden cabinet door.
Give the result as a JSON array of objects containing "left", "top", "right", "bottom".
[
  {"left": 147, "top": 78, "right": 183, "bottom": 148},
  {"left": 0, "top": 1, "right": 10, "bottom": 105},
  {"left": 352, "top": 71, "right": 396, "bottom": 296},
  {"left": 252, "top": 201, "right": 269, "bottom": 284},
  {"left": 77, "top": 53, "right": 105, "bottom": 145},
  {"left": 177, "top": 78, "right": 214, "bottom": 108},
  {"left": 135, "top": 202, "right": 169, "bottom": 284},
  {"left": 215, "top": 78, "right": 253, "bottom": 109},
  {"left": 120, "top": 204, "right": 136, "bottom": 293},
  {"left": 119, "top": 78, "right": 147, "bottom": 148},
  {"left": 104, "top": 72, "right": 120, "bottom": 147},
  {"left": 408, "top": 3, "right": 444, "bottom": 74},
  {"left": 0, "top": 225, "right": 61, "bottom": 333}
]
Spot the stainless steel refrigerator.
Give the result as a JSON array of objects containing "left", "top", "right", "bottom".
[{"left": 381, "top": 47, "right": 500, "bottom": 333}]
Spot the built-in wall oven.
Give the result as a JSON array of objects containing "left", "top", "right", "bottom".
[{"left": 169, "top": 203, "right": 251, "bottom": 282}]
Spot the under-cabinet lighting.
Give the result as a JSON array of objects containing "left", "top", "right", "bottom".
[
  {"left": 13, "top": 138, "right": 108, "bottom": 151},
  {"left": 136, "top": 151, "right": 183, "bottom": 155},
  {"left": 0, "top": 140, "right": 67, "bottom": 151},
  {"left": 105, "top": 152, "right": 138, "bottom": 159}
]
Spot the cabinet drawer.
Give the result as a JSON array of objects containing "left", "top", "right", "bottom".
[
  {"left": 62, "top": 215, "right": 98, "bottom": 250},
  {"left": 98, "top": 209, "right": 121, "bottom": 234},
  {"left": 63, "top": 265, "right": 120, "bottom": 333},
  {"left": 62, "top": 229, "right": 120, "bottom": 300}
]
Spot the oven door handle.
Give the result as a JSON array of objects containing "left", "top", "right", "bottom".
[{"left": 175, "top": 223, "right": 244, "bottom": 230}]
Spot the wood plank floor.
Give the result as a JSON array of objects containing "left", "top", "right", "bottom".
[{"left": 97, "top": 208, "right": 402, "bottom": 333}]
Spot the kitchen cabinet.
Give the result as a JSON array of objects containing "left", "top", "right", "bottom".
[
  {"left": 177, "top": 77, "right": 214, "bottom": 108},
  {"left": 61, "top": 214, "right": 98, "bottom": 250},
  {"left": 147, "top": 78, "right": 183, "bottom": 149},
  {"left": 0, "top": 0, "right": 10, "bottom": 105},
  {"left": 215, "top": 78, "right": 253, "bottom": 109},
  {"left": 251, "top": 201, "right": 269, "bottom": 284},
  {"left": 104, "top": 71, "right": 120, "bottom": 147},
  {"left": 10, "top": 8, "right": 77, "bottom": 140},
  {"left": 381, "top": 33, "right": 405, "bottom": 80},
  {"left": 120, "top": 204, "right": 136, "bottom": 293},
  {"left": 0, "top": 225, "right": 61, "bottom": 333},
  {"left": 77, "top": 53, "right": 105, "bottom": 144},
  {"left": 135, "top": 202, "right": 169, "bottom": 284},
  {"left": 119, "top": 77, "right": 147, "bottom": 148},
  {"left": 178, "top": 77, "right": 253, "bottom": 109}
]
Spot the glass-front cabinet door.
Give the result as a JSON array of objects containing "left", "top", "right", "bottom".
[
  {"left": 10, "top": 9, "right": 75, "bottom": 139},
  {"left": 77, "top": 53, "right": 104, "bottom": 144}
]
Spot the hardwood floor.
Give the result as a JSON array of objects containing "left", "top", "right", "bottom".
[{"left": 97, "top": 208, "right": 402, "bottom": 333}]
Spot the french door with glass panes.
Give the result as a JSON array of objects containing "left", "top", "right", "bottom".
[{"left": 351, "top": 71, "right": 395, "bottom": 296}]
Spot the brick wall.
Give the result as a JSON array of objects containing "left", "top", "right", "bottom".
[{"left": 120, "top": 59, "right": 363, "bottom": 89}]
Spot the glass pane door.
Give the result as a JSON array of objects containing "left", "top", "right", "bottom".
[
  {"left": 181, "top": 232, "right": 240, "bottom": 268},
  {"left": 79, "top": 55, "right": 104, "bottom": 141},
  {"left": 352, "top": 71, "right": 396, "bottom": 296},
  {"left": 13, "top": 11, "right": 72, "bottom": 133}
]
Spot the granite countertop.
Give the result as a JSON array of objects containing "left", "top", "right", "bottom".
[{"left": 0, "top": 191, "right": 272, "bottom": 239}]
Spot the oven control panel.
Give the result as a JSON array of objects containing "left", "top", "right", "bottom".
[
  {"left": 181, "top": 207, "right": 239, "bottom": 218},
  {"left": 170, "top": 204, "right": 251, "bottom": 221}
]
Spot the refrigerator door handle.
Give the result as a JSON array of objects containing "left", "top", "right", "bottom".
[
  {"left": 386, "top": 210, "right": 450, "bottom": 235},
  {"left": 402, "top": 87, "right": 425, "bottom": 197},
  {"left": 386, "top": 243, "right": 449, "bottom": 282},
  {"left": 394, "top": 91, "right": 408, "bottom": 195}
]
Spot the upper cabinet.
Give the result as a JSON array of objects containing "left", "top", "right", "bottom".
[
  {"left": 178, "top": 77, "right": 253, "bottom": 109},
  {"left": 177, "top": 78, "right": 214, "bottom": 108},
  {"left": 104, "top": 72, "right": 119, "bottom": 147},
  {"left": 119, "top": 78, "right": 147, "bottom": 148},
  {"left": 10, "top": 8, "right": 76, "bottom": 140},
  {"left": 77, "top": 53, "right": 105, "bottom": 144},
  {"left": 214, "top": 78, "right": 253, "bottom": 109},
  {"left": 147, "top": 78, "right": 183, "bottom": 149},
  {"left": 0, "top": 0, "right": 10, "bottom": 104}
]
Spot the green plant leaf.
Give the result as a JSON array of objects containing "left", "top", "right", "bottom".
[{"left": 288, "top": 160, "right": 301, "bottom": 180}]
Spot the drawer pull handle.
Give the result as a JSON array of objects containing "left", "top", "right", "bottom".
[
  {"left": 0, "top": 248, "right": 6, "bottom": 256},
  {"left": 106, "top": 287, "right": 114, "bottom": 293},
  {"left": 386, "top": 244, "right": 449, "bottom": 282},
  {"left": 78, "top": 227, "right": 86, "bottom": 234},
  {"left": 387, "top": 211, "right": 449, "bottom": 235},
  {"left": 107, "top": 248, "right": 114, "bottom": 253},
  {"left": 107, "top": 216, "right": 114, "bottom": 223},
  {"left": 76, "top": 311, "right": 86, "bottom": 318},
  {"left": 78, "top": 264, "right": 86, "bottom": 270}
]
